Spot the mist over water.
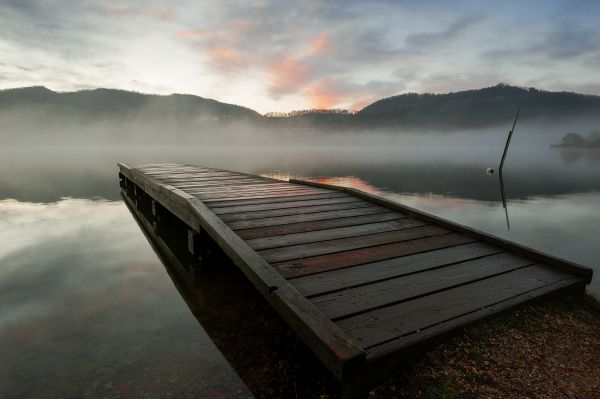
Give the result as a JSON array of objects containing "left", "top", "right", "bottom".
[{"left": 1, "top": 134, "right": 599, "bottom": 397}]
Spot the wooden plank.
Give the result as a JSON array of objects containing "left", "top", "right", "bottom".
[
  {"left": 291, "top": 242, "right": 503, "bottom": 297},
  {"left": 247, "top": 219, "right": 426, "bottom": 250},
  {"left": 171, "top": 178, "right": 279, "bottom": 186},
  {"left": 194, "top": 190, "right": 325, "bottom": 202},
  {"left": 236, "top": 212, "right": 405, "bottom": 240},
  {"left": 119, "top": 163, "right": 366, "bottom": 381},
  {"left": 275, "top": 233, "right": 476, "bottom": 278},
  {"left": 150, "top": 170, "right": 235, "bottom": 177},
  {"left": 336, "top": 264, "right": 571, "bottom": 349},
  {"left": 312, "top": 252, "right": 536, "bottom": 320},
  {"left": 166, "top": 177, "right": 276, "bottom": 186},
  {"left": 158, "top": 173, "right": 268, "bottom": 180},
  {"left": 221, "top": 201, "right": 372, "bottom": 222},
  {"left": 365, "top": 276, "right": 586, "bottom": 363},
  {"left": 148, "top": 171, "right": 237, "bottom": 179},
  {"left": 162, "top": 176, "right": 267, "bottom": 184},
  {"left": 291, "top": 179, "right": 594, "bottom": 282},
  {"left": 167, "top": 178, "right": 272, "bottom": 187},
  {"left": 212, "top": 196, "right": 363, "bottom": 215},
  {"left": 259, "top": 225, "right": 449, "bottom": 263},
  {"left": 198, "top": 190, "right": 328, "bottom": 203},
  {"left": 206, "top": 192, "right": 348, "bottom": 208},
  {"left": 228, "top": 206, "right": 390, "bottom": 230},
  {"left": 187, "top": 185, "right": 318, "bottom": 196}
]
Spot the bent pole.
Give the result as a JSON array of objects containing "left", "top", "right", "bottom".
[{"left": 499, "top": 109, "right": 520, "bottom": 174}]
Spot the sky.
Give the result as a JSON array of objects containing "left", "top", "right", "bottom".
[{"left": 1, "top": 0, "right": 599, "bottom": 113}]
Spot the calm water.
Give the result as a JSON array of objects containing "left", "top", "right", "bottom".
[{"left": 1, "top": 145, "right": 599, "bottom": 398}]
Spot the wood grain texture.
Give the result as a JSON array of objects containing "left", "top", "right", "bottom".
[
  {"left": 221, "top": 201, "right": 371, "bottom": 222},
  {"left": 228, "top": 206, "right": 390, "bottom": 230},
  {"left": 207, "top": 192, "right": 348, "bottom": 208},
  {"left": 259, "top": 225, "right": 449, "bottom": 263},
  {"left": 235, "top": 212, "right": 404, "bottom": 240},
  {"left": 275, "top": 233, "right": 476, "bottom": 278},
  {"left": 291, "top": 242, "right": 503, "bottom": 297},
  {"left": 247, "top": 218, "right": 424, "bottom": 250},
  {"left": 336, "top": 264, "right": 571, "bottom": 349},
  {"left": 312, "top": 252, "right": 536, "bottom": 320},
  {"left": 212, "top": 196, "right": 363, "bottom": 215}
]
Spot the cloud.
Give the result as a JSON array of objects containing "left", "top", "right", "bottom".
[
  {"left": 404, "top": 14, "right": 481, "bottom": 50},
  {"left": 483, "top": 22, "right": 600, "bottom": 63},
  {"left": 267, "top": 57, "right": 310, "bottom": 97},
  {"left": 538, "top": 25, "right": 599, "bottom": 59},
  {"left": 205, "top": 46, "right": 245, "bottom": 73},
  {"left": 308, "top": 34, "right": 331, "bottom": 55},
  {"left": 100, "top": 4, "right": 178, "bottom": 21},
  {"left": 306, "top": 79, "right": 346, "bottom": 108},
  {"left": 172, "top": 30, "right": 212, "bottom": 39}
]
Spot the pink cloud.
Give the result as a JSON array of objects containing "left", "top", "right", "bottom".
[
  {"left": 100, "top": 4, "right": 177, "bottom": 21},
  {"left": 350, "top": 96, "right": 377, "bottom": 111},
  {"left": 206, "top": 46, "right": 245, "bottom": 73},
  {"left": 268, "top": 57, "right": 309, "bottom": 96},
  {"left": 308, "top": 34, "right": 331, "bottom": 55},
  {"left": 172, "top": 30, "right": 213, "bottom": 39},
  {"left": 306, "top": 79, "right": 347, "bottom": 109}
]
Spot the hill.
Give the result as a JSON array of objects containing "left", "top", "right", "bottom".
[
  {"left": 0, "top": 86, "right": 261, "bottom": 122},
  {"left": 355, "top": 84, "right": 600, "bottom": 129}
]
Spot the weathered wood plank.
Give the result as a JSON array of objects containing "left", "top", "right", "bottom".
[
  {"left": 187, "top": 186, "right": 321, "bottom": 197},
  {"left": 167, "top": 178, "right": 272, "bottom": 187},
  {"left": 221, "top": 201, "right": 373, "bottom": 222},
  {"left": 195, "top": 191, "right": 326, "bottom": 202},
  {"left": 247, "top": 219, "right": 425, "bottom": 250},
  {"left": 291, "top": 242, "right": 503, "bottom": 297},
  {"left": 212, "top": 196, "right": 363, "bottom": 215},
  {"left": 149, "top": 170, "right": 235, "bottom": 177},
  {"left": 228, "top": 206, "right": 390, "bottom": 230},
  {"left": 206, "top": 192, "right": 349, "bottom": 208},
  {"left": 259, "top": 225, "right": 449, "bottom": 263},
  {"left": 200, "top": 190, "right": 331, "bottom": 203},
  {"left": 236, "top": 212, "right": 404, "bottom": 240},
  {"left": 336, "top": 264, "right": 571, "bottom": 349},
  {"left": 275, "top": 233, "right": 476, "bottom": 278},
  {"left": 365, "top": 276, "right": 586, "bottom": 364},
  {"left": 161, "top": 177, "right": 260, "bottom": 184},
  {"left": 312, "top": 252, "right": 536, "bottom": 320}
]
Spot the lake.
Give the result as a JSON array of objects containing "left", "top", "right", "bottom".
[{"left": 1, "top": 144, "right": 599, "bottom": 398}]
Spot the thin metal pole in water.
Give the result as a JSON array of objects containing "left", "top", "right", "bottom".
[
  {"left": 497, "top": 109, "right": 520, "bottom": 230},
  {"left": 499, "top": 109, "right": 520, "bottom": 174}
]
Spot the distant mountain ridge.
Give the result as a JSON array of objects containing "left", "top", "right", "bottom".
[
  {"left": 0, "top": 86, "right": 261, "bottom": 121},
  {"left": 356, "top": 84, "right": 600, "bottom": 128},
  {"left": 1, "top": 84, "right": 599, "bottom": 132}
]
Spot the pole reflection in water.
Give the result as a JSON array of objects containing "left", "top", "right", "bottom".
[
  {"left": 122, "top": 193, "right": 339, "bottom": 398},
  {"left": 499, "top": 170, "right": 510, "bottom": 230}
]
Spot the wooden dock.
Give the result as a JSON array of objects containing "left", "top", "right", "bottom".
[{"left": 118, "top": 163, "right": 593, "bottom": 397}]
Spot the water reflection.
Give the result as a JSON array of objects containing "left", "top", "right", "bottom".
[
  {"left": 1, "top": 146, "right": 600, "bottom": 203},
  {"left": 0, "top": 198, "right": 251, "bottom": 398}
]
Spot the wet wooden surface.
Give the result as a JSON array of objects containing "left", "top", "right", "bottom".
[{"left": 119, "top": 162, "right": 592, "bottom": 397}]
